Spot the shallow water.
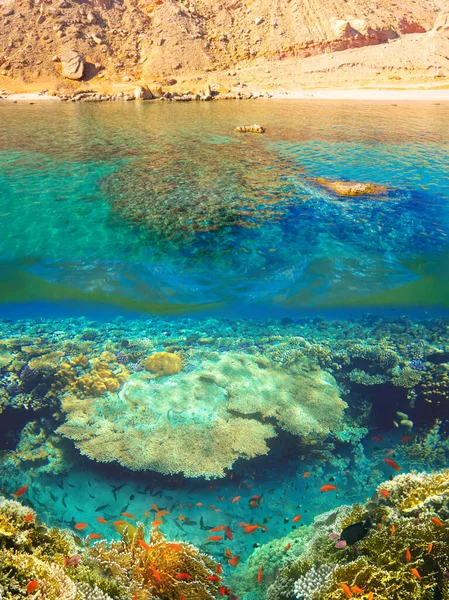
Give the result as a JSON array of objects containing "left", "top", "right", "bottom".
[{"left": 1, "top": 100, "right": 449, "bottom": 600}]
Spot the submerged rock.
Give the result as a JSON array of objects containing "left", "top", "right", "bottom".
[
  {"left": 314, "top": 177, "right": 388, "bottom": 197},
  {"left": 236, "top": 124, "right": 266, "bottom": 133}
]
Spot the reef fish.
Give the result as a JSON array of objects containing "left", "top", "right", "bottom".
[
  {"left": 411, "top": 568, "right": 422, "bottom": 580},
  {"left": 339, "top": 583, "right": 353, "bottom": 598},
  {"left": 379, "top": 489, "right": 390, "bottom": 499},
  {"left": 205, "top": 535, "right": 223, "bottom": 541},
  {"left": 64, "top": 555, "right": 82, "bottom": 568},
  {"left": 74, "top": 523, "right": 88, "bottom": 530},
  {"left": 26, "top": 580, "right": 40, "bottom": 594},
  {"left": 257, "top": 567, "right": 263, "bottom": 583},
  {"left": 431, "top": 517, "right": 445, "bottom": 527},
  {"left": 292, "top": 515, "right": 301, "bottom": 522},
  {"left": 340, "top": 520, "right": 372, "bottom": 546},
  {"left": 320, "top": 484, "right": 338, "bottom": 492},
  {"left": 384, "top": 458, "right": 401, "bottom": 471},
  {"left": 14, "top": 486, "right": 29, "bottom": 499}
]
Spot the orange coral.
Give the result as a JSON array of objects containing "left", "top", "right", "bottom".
[{"left": 143, "top": 352, "right": 182, "bottom": 376}]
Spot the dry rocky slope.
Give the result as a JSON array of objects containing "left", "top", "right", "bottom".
[{"left": 0, "top": 0, "right": 448, "bottom": 95}]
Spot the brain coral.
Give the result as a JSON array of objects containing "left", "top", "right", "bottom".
[
  {"left": 57, "top": 353, "right": 347, "bottom": 477},
  {"left": 143, "top": 351, "right": 182, "bottom": 376}
]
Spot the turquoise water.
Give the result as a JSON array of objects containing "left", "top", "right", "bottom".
[{"left": 1, "top": 100, "right": 449, "bottom": 600}]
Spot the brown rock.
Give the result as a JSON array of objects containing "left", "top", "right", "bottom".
[
  {"left": 433, "top": 11, "right": 449, "bottom": 33},
  {"left": 236, "top": 124, "right": 265, "bottom": 133},
  {"left": 314, "top": 178, "right": 388, "bottom": 197},
  {"left": 60, "top": 49, "right": 84, "bottom": 79}
]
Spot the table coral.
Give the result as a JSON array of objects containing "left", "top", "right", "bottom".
[{"left": 57, "top": 353, "right": 347, "bottom": 477}]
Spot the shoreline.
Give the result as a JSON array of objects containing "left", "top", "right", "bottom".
[{"left": 2, "top": 87, "right": 449, "bottom": 103}]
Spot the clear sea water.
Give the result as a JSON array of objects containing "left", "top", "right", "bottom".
[{"left": 1, "top": 99, "right": 449, "bottom": 599}]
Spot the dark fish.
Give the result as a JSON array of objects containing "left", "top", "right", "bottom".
[
  {"left": 74, "top": 505, "right": 84, "bottom": 513},
  {"left": 155, "top": 490, "right": 163, "bottom": 498},
  {"left": 174, "top": 520, "right": 185, "bottom": 531},
  {"left": 113, "top": 492, "right": 117, "bottom": 501},
  {"left": 57, "top": 480, "right": 64, "bottom": 489},
  {"left": 95, "top": 504, "right": 110, "bottom": 512},
  {"left": 170, "top": 501, "right": 180, "bottom": 512},
  {"left": 88, "top": 479, "right": 92, "bottom": 488},
  {"left": 200, "top": 517, "right": 206, "bottom": 530},
  {"left": 136, "top": 491, "right": 147, "bottom": 495},
  {"left": 50, "top": 492, "right": 58, "bottom": 502},
  {"left": 341, "top": 520, "right": 372, "bottom": 546},
  {"left": 129, "top": 494, "right": 135, "bottom": 501},
  {"left": 120, "top": 504, "right": 129, "bottom": 514},
  {"left": 62, "top": 494, "right": 68, "bottom": 508},
  {"left": 182, "top": 520, "right": 197, "bottom": 526},
  {"left": 166, "top": 496, "right": 174, "bottom": 501},
  {"left": 66, "top": 482, "right": 75, "bottom": 488},
  {"left": 111, "top": 484, "right": 126, "bottom": 493},
  {"left": 144, "top": 484, "right": 153, "bottom": 494},
  {"left": 33, "top": 497, "right": 46, "bottom": 507},
  {"left": 88, "top": 494, "right": 96, "bottom": 499}
]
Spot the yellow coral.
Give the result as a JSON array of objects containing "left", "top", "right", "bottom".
[{"left": 143, "top": 352, "right": 182, "bottom": 376}]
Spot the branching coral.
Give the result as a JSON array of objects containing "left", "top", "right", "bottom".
[
  {"left": 270, "top": 470, "right": 449, "bottom": 600},
  {"left": 57, "top": 353, "right": 347, "bottom": 477},
  {"left": 0, "top": 496, "right": 223, "bottom": 600}
]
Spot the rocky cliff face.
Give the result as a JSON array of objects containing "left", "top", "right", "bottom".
[{"left": 0, "top": 0, "right": 448, "bottom": 91}]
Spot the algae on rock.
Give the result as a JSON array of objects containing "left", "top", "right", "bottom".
[{"left": 57, "top": 353, "right": 347, "bottom": 477}]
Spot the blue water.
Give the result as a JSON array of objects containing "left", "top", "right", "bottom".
[{"left": 1, "top": 100, "right": 449, "bottom": 600}]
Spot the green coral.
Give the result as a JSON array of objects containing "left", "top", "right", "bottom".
[
  {"left": 229, "top": 526, "right": 312, "bottom": 599},
  {"left": 270, "top": 470, "right": 449, "bottom": 600}
]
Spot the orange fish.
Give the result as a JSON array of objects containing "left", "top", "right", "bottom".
[
  {"left": 371, "top": 436, "right": 383, "bottom": 442},
  {"left": 320, "top": 484, "right": 338, "bottom": 492},
  {"left": 339, "top": 582, "right": 353, "bottom": 598},
  {"left": 257, "top": 567, "right": 263, "bottom": 583},
  {"left": 74, "top": 523, "right": 88, "bottom": 530},
  {"left": 391, "top": 525, "right": 395, "bottom": 535},
  {"left": 285, "top": 543, "right": 291, "bottom": 551},
  {"left": 219, "top": 586, "right": 226, "bottom": 596},
  {"left": 196, "top": 502, "right": 203, "bottom": 508},
  {"left": 26, "top": 580, "right": 40, "bottom": 594},
  {"left": 427, "top": 542, "right": 433, "bottom": 554},
  {"left": 208, "top": 575, "right": 221, "bottom": 582},
  {"left": 405, "top": 548, "right": 411, "bottom": 562},
  {"left": 96, "top": 517, "right": 108, "bottom": 524},
  {"left": 216, "top": 563, "right": 223, "bottom": 574},
  {"left": 168, "top": 543, "right": 183, "bottom": 551},
  {"left": 379, "top": 489, "right": 390, "bottom": 499},
  {"left": 377, "top": 523, "right": 382, "bottom": 531},
  {"left": 14, "top": 486, "right": 29, "bottom": 499},
  {"left": 87, "top": 533, "right": 103, "bottom": 540},
  {"left": 151, "top": 504, "right": 159, "bottom": 512},
  {"left": 209, "top": 483, "right": 214, "bottom": 491},
  {"left": 232, "top": 496, "right": 241, "bottom": 504},
  {"left": 401, "top": 434, "right": 413, "bottom": 443},
  {"left": 252, "top": 495, "right": 261, "bottom": 500},
  {"left": 411, "top": 568, "right": 421, "bottom": 580},
  {"left": 292, "top": 515, "right": 301, "bottom": 523},
  {"left": 113, "top": 520, "right": 127, "bottom": 526},
  {"left": 228, "top": 556, "right": 240, "bottom": 567},
  {"left": 303, "top": 471, "right": 311, "bottom": 478},
  {"left": 176, "top": 573, "right": 192, "bottom": 580},
  {"left": 152, "top": 520, "right": 163, "bottom": 527},
  {"left": 243, "top": 525, "right": 260, "bottom": 534},
  {"left": 24, "top": 514, "right": 34, "bottom": 523},
  {"left": 224, "top": 525, "right": 233, "bottom": 541},
  {"left": 139, "top": 539, "right": 151, "bottom": 552},
  {"left": 217, "top": 496, "right": 224, "bottom": 502},
  {"left": 156, "top": 510, "right": 169, "bottom": 518},
  {"left": 151, "top": 565, "right": 161, "bottom": 582},
  {"left": 209, "top": 526, "right": 225, "bottom": 532},
  {"left": 384, "top": 458, "right": 401, "bottom": 471},
  {"left": 144, "top": 510, "right": 150, "bottom": 517},
  {"left": 250, "top": 500, "right": 258, "bottom": 508},
  {"left": 368, "top": 593, "right": 374, "bottom": 600},
  {"left": 121, "top": 512, "right": 136, "bottom": 519},
  {"left": 225, "top": 549, "right": 232, "bottom": 558},
  {"left": 238, "top": 522, "right": 249, "bottom": 528},
  {"left": 205, "top": 535, "right": 223, "bottom": 541},
  {"left": 351, "top": 586, "right": 364, "bottom": 594},
  {"left": 178, "top": 514, "right": 187, "bottom": 521},
  {"left": 431, "top": 517, "right": 444, "bottom": 527}
]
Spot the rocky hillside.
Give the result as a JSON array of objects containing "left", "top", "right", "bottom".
[{"left": 0, "top": 0, "right": 448, "bottom": 92}]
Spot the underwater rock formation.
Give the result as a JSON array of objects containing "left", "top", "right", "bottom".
[
  {"left": 267, "top": 470, "right": 449, "bottom": 600},
  {"left": 313, "top": 178, "right": 389, "bottom": 197},
  {"left": 0, "top": 496, "right": 223, "bottom": 600},
  {"left": 57, "top": 353, "right": 347, "bottom": 478}
]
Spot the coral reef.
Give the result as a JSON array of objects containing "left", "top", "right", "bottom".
[
  {"left": 57, "top": 353, "right": 347, "bottom": 477},
  {"left": 143, "top": 351, "right": 182, "bottom": 376},
  {"left": 269, "top": 470, "right": 449, "bottom": 600},
  {"left": 0, "top": 496, "right": 222, "bottom": 600}
]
